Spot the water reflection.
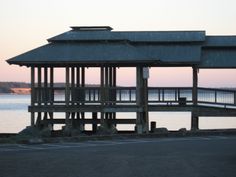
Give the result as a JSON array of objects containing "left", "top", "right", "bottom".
[{"left": 0, "top": 94, "right": 236, "bottom": 133}]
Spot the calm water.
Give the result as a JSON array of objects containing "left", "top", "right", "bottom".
[{"left": 0, "top": 94, "right": 236, "bottom": 133}]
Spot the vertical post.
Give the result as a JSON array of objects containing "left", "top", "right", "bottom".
[
  {"left": 215, "top": 91, "right": 217, "bottom": 103},
  {"left": 136, "top": 66, "right": 143, "bottom": 134},
  {"left": 192, "top": 66, "right": 198, "bottom": 105},
  {"left": 71, "top": 67, "right": 76, "bottom": 128},
  {"left": 38, "top": 67, "right": 42, "bottom": 105},
  {"left": 81, "top": 67, "right": 85, "bottom": 130},
  {"left": 175, "top": 89, "right": 178, "bottom": 101},
  {"left": 112, "top": 67, "right": 116, "bottom": 122},
  {"left": 50, "top": 67, "right": 54, "bottom": 104},
  {"left": 100, "top": 67, "right": 105, "bottom": 125},
  {"left": 143, "top": 67, "right": 149, "bottom": 133},
  {"left": 144, "top": 83, "right": 149, "bottom": 133},
  {"left": 43, "top": 67, "right": 48, "bottom": 123},
  {"left": 105, "top": 67, "right": 109, "bottom": 102},
  {"left": 191, "top": 112, "right": 199, "bottom": 130},
  {"left": 49, "top": 67, "right": 54, "bottom": 130},
  {"left": 105, "top": 67, "right": 109, "bottom": 123},
  {"left": 81, "top": 67, "right": 85, "bottom": 87},
  {"left": 109, "top": 67, "right": 112, "bottom": 87},
  {"left": 71, "top": 67, "right": 75, "bottom": 94},
  {"left": 92, "top": 112, "right": 98, "bottom": 133},
  {"left": 76, "top": 66, "right": 80, "bottom": 122},
  {"left": 31, "top": 66, "right": 35, "bottom": 126},
  {"left": 191, "top": 66, "right": 199, "bottom": 131},
  {"left": 113, "top": 67, "right": 116, "bottom": 88},
  {"left": 65, "top": 67, "right": 70, "bottom": 127},
  {"left": 44, "top": 67, "right": 48, "bottom": 102},
  {"left": 36, "top": 67, "right": 42, "bottom": 128},
  {"left": 162, "top": 89, "right": 164, "bottom": 101},
  {"left": 108, "top": 67, "right": 113, "bottom": 122},
  {"left": 234, "top": 92, "right": 236, "bottom": 105},
  {"left": 136, "top": 66, "right": 149, "bottom": 134}
]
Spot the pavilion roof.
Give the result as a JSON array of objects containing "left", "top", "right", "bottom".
[{"left": 6, "top": 26, "right": 236, "bottom": 68}]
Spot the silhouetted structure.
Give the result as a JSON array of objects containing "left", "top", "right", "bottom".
[{"left": 7, "top": 26, "right": 236, "bottom": 134}]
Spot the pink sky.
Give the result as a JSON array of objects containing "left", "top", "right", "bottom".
[{"left": 1, "top": 0, "right": 236, "bottom": 87}]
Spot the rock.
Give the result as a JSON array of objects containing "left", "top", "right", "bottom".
[
  {"left": 154, "top": 127, "right": 168, "bottom": 134},
  {"left": 97, "top": 124, "right": 117, "bottom": 135},
  {"left": 62, "top": 125, "right": 73, "bottom": 136},
  {"left": 178, "top": 128, "right": 187, "bottom": 136},
  {"left": 40, "top": 127, "right": 51, "bottom": 137},
  {"left": 18, "top": 126, "right": 52, "bottom": 139},
  {"left": 18, "top": 126, "right": 41, "bottom": 137},
  {"left": 71, "top": 129, "right": 81, "bottom": 136}
]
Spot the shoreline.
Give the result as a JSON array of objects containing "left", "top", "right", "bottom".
[{"left": 1, "top": 129, "right": 236, "bottom": 144}]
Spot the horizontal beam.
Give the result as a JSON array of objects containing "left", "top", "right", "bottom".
[
  {"left": 29, "top": 105, "right": 236, "bottom": 116},
  {"left": 195, "top": 106, "right": 236, "bottom": 117},
  {"left": 148, "top": 105, "right": 194, "bottom": 112},
  {"left": 29, "top": 105, "right": 143, "bottom": 113},
  {"left": 43, "top": 118, "right": 136, "bottom": 124},
  {"left": 33, "top": 86, "right": 236, "bottom": 93}
]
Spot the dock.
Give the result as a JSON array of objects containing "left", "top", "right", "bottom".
[{"left": 6, "top": 26, "right": 236, "bottom": 134}]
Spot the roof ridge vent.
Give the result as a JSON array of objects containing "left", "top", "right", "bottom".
[{"left": 71, "top": 26, "right": 113, "bottom": 31}]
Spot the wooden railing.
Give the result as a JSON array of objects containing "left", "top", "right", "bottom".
[
  {"left": 198, "top": 87, "right": 236, "bottom": 106},
  {"left": 33, "top": 87, "right": 236, "bottom": 107}
]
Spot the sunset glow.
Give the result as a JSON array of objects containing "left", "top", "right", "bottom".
[{"left": 1, "top": 0, "right": 236, "bottom": 86}]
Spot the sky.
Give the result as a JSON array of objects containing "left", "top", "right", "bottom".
[{"left": 1, "top": 0, "right": 236, "bottom": 87}]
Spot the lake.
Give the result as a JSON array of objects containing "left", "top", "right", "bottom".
[{"left": 0, "top": 94, "right": 236, "bottom": 133}]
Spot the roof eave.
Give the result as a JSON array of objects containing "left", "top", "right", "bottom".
[{"left": 6, "top": 59, "right": 200, "bottom": 67}]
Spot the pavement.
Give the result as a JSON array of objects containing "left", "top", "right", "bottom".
[{"left": 0, "top": 136, "right": 236, "bottom": 177}]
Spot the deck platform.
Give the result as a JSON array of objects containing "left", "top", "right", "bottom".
[{"left": 6, "top": 26, "right": 236, "bottom": 133}]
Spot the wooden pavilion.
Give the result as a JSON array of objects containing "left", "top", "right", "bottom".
[{"left": 7, "top": 26, "right": 236, "bottom": 134}]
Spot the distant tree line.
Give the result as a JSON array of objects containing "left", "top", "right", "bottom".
[
  {"left": 1, "top": 82, "right": 236, "bottom": 93},
  {"left": 0, "top": 82, "right": 100, "bottom": 93},
  {"left": 0, "top": 82, "right": 30, "bottom": 93}
]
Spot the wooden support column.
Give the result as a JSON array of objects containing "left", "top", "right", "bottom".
[
  {"left": 191, "top": 66, "right": 199, "bottom": 131},
  {"left": 136, "top": 66, "right": 143, "bottom": 134},
  {"left": 112, "top": 67, "right": 116, "bottom": 87},
  {"left": 43, "top": 67, "right": 48, "bottom": 124},
  {"left": 143, "top": 67, "right": 149, "bottom": 133},
  {"left": 105, "top": 67, "right": 109, "bottom": 98},
  {"left": 108, "top": 67, "right": 113, "bottom": 122},
  {"left": 112, "top": 67, "right": 116, "bottom": 122},
  {"left": 191, "top": 112, "right": 199, "bottom": 130},
  {"left": 100, "top": 67, "right": 105, "bottom": 125},
  {"left": 44, "top": 67, "right": 48, "bottom": 101},
  {"left": 36, "top": 67, "right": 42, "bottom": 128},
  {"left": 105, "top": 67, "right": 109, "bottom": 122},
  {"left": 76, "top": 66, "right": 80, "bottom": 122},
  {"left": 81, "top": 67, "right": 85, "bottom": 87},
  {"left": 92, "top": 112, "right": 98, "bottom": 133},
  {"left": 38, "top": 67, "right": 42, "bottom": 104},
  {"left": 143, "top": 68, "right": 149, "bottom": 133},
  {"left": 71, "top": 67, "right": 75, "bottom": 97},
  {"left": 30, "top": 66, "right": 35, "bottom": 126},
  {"left": 65, "top": 67, "right": 70, "bottom": 127},
  {"left": 192, "top": 66, "right": 198, "bottom": 106},
  {"left": 136, "top": 66, "right": 149, "bottom": 134},
  {"left": 71, "top": 67, "right": 76, "bottom": 128},
  {"left": 49, "top": 67, "right": 54, "bottom": 130},
  {"left": 81, "top": 67, "right": 85, "bottom": 130},
  {"left": 50, "top": 67, "right": 54, "bottom": 105},
  {"left": 109, "top": 67, "right": 112, "bottom": 87}
]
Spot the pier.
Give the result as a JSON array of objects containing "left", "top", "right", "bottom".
[{"left": 7, "top": 26, "right": 236, "bottom": 134}]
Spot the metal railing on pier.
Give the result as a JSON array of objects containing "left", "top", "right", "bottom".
[{"left": 33, "top": 87, "right": 236, "bottom": 108}]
